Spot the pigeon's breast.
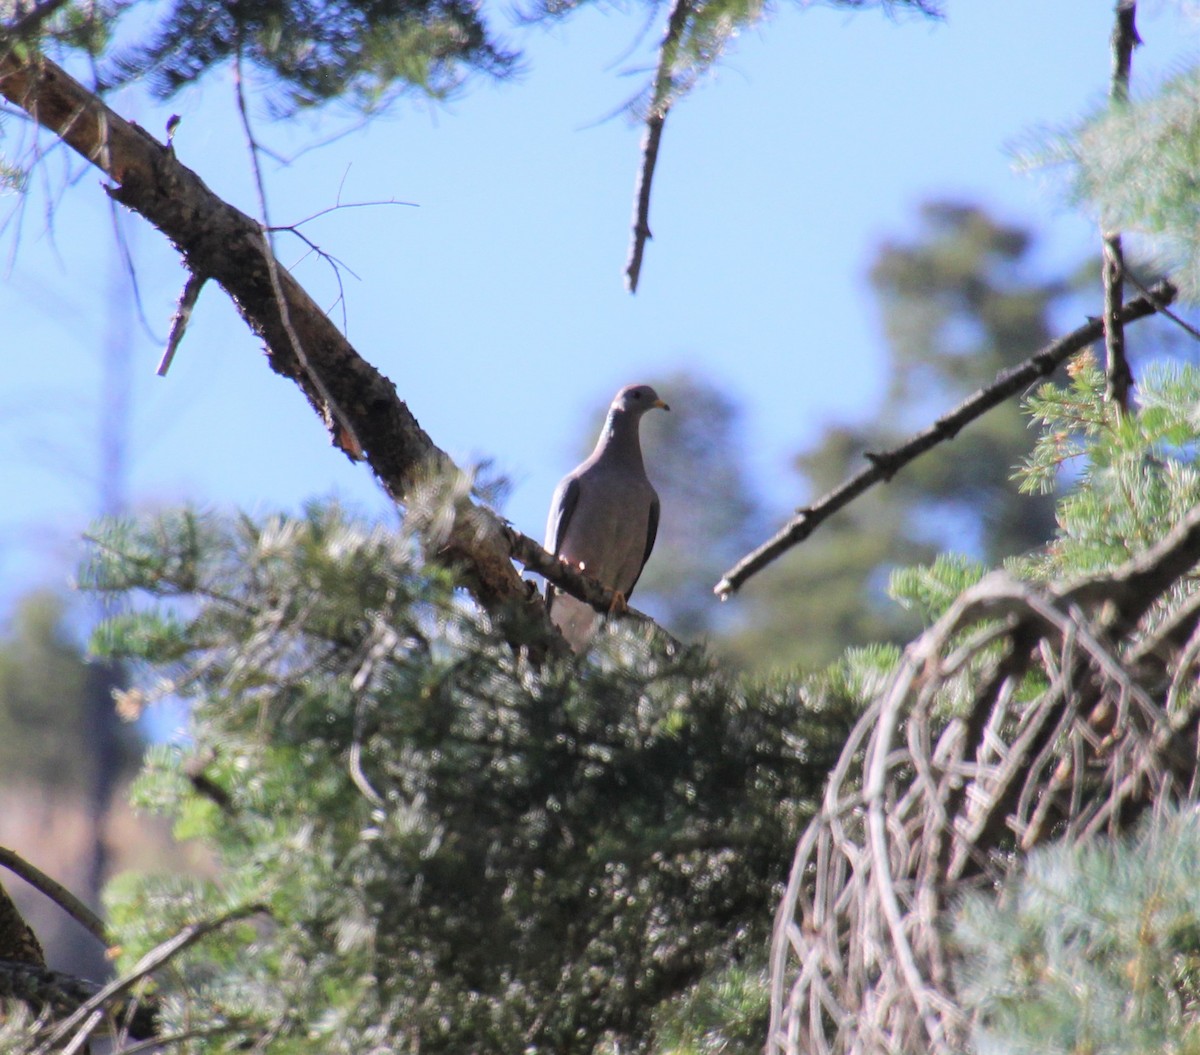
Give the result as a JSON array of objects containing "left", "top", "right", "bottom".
[{"left": 558, "top": 463, "right": 657, "bottom": 594}]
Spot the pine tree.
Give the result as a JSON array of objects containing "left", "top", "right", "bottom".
[
  {"left": 70, "top": 500, "right": 857, "bottom": 1053},
  {"left": 954, "top": 807, "right": 1200, "bottom": 1055}
]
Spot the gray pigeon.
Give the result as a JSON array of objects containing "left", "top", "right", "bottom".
[{"left": 545, "top": 383, "right": 670, "bottom": 651}]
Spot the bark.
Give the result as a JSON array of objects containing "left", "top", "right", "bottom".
[
  {"left": 0, "top": 49, "right": 548, "bottom": 631},
  {"left": 0, "top": 881, "right": 44, "bottom": 967}
]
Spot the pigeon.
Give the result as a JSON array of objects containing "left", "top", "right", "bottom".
[{"left": 545, "top": 383, "right": 669, "bottom": 651}]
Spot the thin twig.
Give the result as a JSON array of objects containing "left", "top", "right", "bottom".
[
  {"left": 0, "top": 847, "right": 106, "bottom": 944},
  {"left": 268, "top": 199, "right": 416, "bottom": 335},
  {"left": 714, "top": 280, "right": 1176, "bottom": 598},
  {"left": 1124, "top": 269, "right": 1200, "bottom": 344},
  {"left": 272, "top": 198, "right": 417, "bottom": 229},
  {"left": 625, "top": 0, "right": 692, "bottom": 294},
  {"left": 233, "top": 47, "right": 366, "bottom": 461},
  {"left": 156, "top": 271, "right": 206, "bottom": 376},
  {"left": 1101, "top": 1, "right": 1140, "bottom": 410}
]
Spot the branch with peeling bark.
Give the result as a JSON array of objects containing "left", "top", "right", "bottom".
[
  {"left": 0, "top": 44, "right": 670, "bottom": 652},
  {"left": 714, "top": 279, "right": 1176, "bottom": 599}
]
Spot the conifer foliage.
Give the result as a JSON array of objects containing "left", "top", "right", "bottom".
[{"left": 74, "top": 503, "right": 851, "bottom": 1053}]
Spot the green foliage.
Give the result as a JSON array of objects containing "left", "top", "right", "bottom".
[
  {"left": 955, "top": 808, "right": 1200, "bottom": 1055},
  {"left": 99, "top": 0, "right": 516, "bottom": 113},
  {"left": 650, "top": 962, "right": 770, "bottom": 1055},
  {"left": 84, "top": 501, "right": 854, "bottom": 1053},
  {"left": 525, "top": 0, "right": 941, "bottom": 126},
  {"left": 1038, "top": 65, "right": 1200, "bottom": 296},
  {"left": 1017, "top": 355, "right": 1200, "bottom": 583},
  {"left": 888, "top": 552, "right": 988, "bottom": 624}
]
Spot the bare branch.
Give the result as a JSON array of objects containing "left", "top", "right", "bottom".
[
  {"left": 714, "top": 280, "right": 1176, "bottom": 599},
  {"left": 156, "top": 271, "right": 206, "bottom": 376},
  {"left": 1102, "top": 238, "right": 1130, "bottom": 407},
  {"left": 1124, "top": 268, "right": 1200, "bottom": 344},
  {"left": 232, "top": 47, "right": 366, "bottom": 462},
  {"left": 278, "top": 197, "right": 418, "bottom": 229},
  {"left": 503, "top": 523, "right": 685, "bottom": 646},
  {"left": 0, "top": 49, "right": 562, "bottom": 645},
  {"left": 625, "top": 113, "right": 664, "bottom": 294},
  {"left": 1101, "top": 1, "right": 1140, "bottom": 410},
  {"left": 625, "top": 0, "right": 692, "bottom": 294},
  {"left": 0, "top": 846, "right": 106, "bottom": 945}
]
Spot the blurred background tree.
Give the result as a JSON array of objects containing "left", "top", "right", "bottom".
[
  {"left": 0, "top": 591, "right": 143, "bottom": 979},
  {"left": 725, "top": 201, "right": 1071, "bottom": 670}
]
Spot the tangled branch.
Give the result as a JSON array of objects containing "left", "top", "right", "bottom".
[{"left": 769, "top": 501, "right": 1200, "bottom": 1054}]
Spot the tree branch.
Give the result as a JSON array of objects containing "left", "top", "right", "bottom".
[
  {"left": 1101, "top": 0, "right": 1140, "bottom": 411},
  {"left": 0, "top": 958, "right": 158, "bottom": 1040},
  {"left": 37, "top": 904, "right": 267, "bottom": 1051},
  {"left": 0, "top": 46, "right": 686, "bottom": 655},
  {"left": 0, "top": 846, "right": 106, "bottom": 945},
  {"left": 714, "top": 279, "right": 1176, "bottom": 599},
  {"left": 156, "top": 271, "right": 205, "bottom": 376},
  {"left": 0, "top": 47, "right": 570, "bottom": 647},
  {"left": 504, "top": 524, "right": 683, "bottom": 646},
  {"left": 625, "top": 0, "right": 692, "bottom": 294}
]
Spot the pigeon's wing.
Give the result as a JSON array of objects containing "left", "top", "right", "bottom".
[
  {"left": 544, "top": 474, "right": 581, "bottom": 605},
  {"left": 626, "top": 491, "right": 660, "bottom": 600}
]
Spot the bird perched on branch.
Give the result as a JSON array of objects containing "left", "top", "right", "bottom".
[{"left": 545, "top": 383, "right": 669, "bottom": 651}]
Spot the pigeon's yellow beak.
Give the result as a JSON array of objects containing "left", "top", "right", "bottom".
[{"left": 653, "top": 398, "right": 670, "bottom": 412}]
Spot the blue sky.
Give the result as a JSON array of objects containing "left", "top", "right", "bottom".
[{"left": 2, "top": 1, "right": 1198, "bottom": 619}]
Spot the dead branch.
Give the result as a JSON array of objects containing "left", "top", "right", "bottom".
[
  {"left": 1101, "top": 1, "right": 1139, "bottom": 410},
  {"left": 503, "top": 523, "right": 686, "bottom": 646},
  {"left": 714, "top": 279, "right": 1176, "bottom": 599},
  {"left": 0, "top": 46, "right": 657, "bottom": 653},
  {"left": 625, "top": 0, "right": 692, "bottom": 294},
  {"left": 156, "top": 271, "right": 205, "bottom": 376},
  {"left": 768, "top": 500, "right": 1200, "bottom": 1055},
  {"left": 1125, "top": 269, "right": 1200, "bottom": 344}
]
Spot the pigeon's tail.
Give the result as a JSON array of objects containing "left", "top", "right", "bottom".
[{"left": 548, "top": 591, "right": 598, "bottom": 653}]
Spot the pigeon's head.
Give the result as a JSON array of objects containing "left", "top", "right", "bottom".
[{"left": 612, "top": 383, "right": 670, "bottom": 417}]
